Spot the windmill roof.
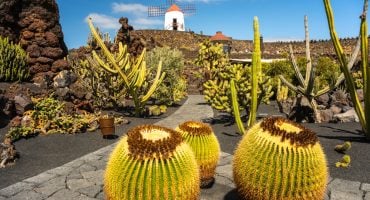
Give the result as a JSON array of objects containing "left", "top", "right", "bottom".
[
  {"left": 210, "top": 31, "right": 231, "bottom": 41},
  {"left": 167, "top": 4, "right": 182, "bottom": 13}
]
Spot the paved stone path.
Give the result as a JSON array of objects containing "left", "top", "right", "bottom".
[{"left": 0, "top": 95, "right": 369, "bottom": 200}]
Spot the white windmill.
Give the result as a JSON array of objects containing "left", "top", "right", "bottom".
[{"left": 148, "top": 0, "right": 196, "bottom": 31}]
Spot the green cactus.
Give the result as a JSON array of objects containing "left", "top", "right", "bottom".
[
  {"left": 279, "top": 15, "right": 359, "bottom": 123},
  {"left": 233, "top": 117, "right": 328, "bottom": 199},
  {"left": 334, "top": 141, "right": 352, "bottom": 153},
  {"left": 104, "top": 125, "right": 200, "bottom": 200},
  {"left": 324, "top": 0, "right": 370, "bottom": 139},
  {"left": 276, "top": 78, "right": 289, "bottom": 102},
  {"left": 88, "top": 18, "right": 166, "bottom": 117},
  {"left": 248, "top": 16, "right": 262, "bottom": 127},
  {"left": 336, "top": 154, "right": 351, "bottom": 168},
  {"left": 0, "top": 36, "right": 30, "bottom": 82},
  {"left": 229, "top": 17, "right": 273, "bottom": 134},
  {"left": 175, "top": 121, "right": 220, "bottom": 187}
]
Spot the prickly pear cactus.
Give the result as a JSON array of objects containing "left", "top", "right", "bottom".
[
  {"left": 176, "top": 121, "right": 220, "bottom": 186},
  {"left": 104, "top": 125, "right": 200, "bottom": 200},
  {"left": 233, "top": 117, "right": 328, "bottom": 200}
]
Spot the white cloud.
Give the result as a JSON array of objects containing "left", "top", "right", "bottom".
[
  {"left": 131, "top": 18, "right": 163, "bottom": 29},
  {"left": 85, "top": 13, "right": 120, "bottom": 30},
  {"left": 112, "top": 3, "right": 147, "bottom": 15}
]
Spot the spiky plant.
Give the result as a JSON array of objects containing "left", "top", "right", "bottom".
[
  {"left": 233, "top": 117, "right": 328, "bottom": 200},
  {"left": 176, "top": 121, "right": 220, "bottom": 187},
  {"left": 104, "top": 125, "right": 200, "bottom": 200}
]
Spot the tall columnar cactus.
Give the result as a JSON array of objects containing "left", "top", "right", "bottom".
[
  {"left": 175, "top": 121, "right": 220, "bottom": 187},
  {"left": 233, "top": 117, "right": 328, "bottom": 199},
  {"left": 279, "top": 15, "right": 360, "bottom": 123},
  {"left": 104, "top": 125, "right": 200, "bottom": 200},
  {"left": 0, "top": 36, "right": 30, "bottom": 82},
  {"left": 230, "top": 17, "right": 272, "bottom": 134},
  {"left": 324, "top": 0, "right": 370, "bottom": 139},
  {"left": 88, "top": 18, "right": 166, "bottom": 116},
  {"left": 248, "top": 16, "right": 262, "bottom": 127}
]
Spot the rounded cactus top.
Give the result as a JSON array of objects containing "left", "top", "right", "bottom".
[
  {"left": 259, "top": 117, "right": 318, "bottom": 147},
  {"left": 127, "top": 125, "right": 183, "bottom": 160},
  {"left": 177, "top": 121, "right": 213, "bottom": 136}
]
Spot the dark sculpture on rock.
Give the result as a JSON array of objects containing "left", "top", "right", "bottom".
[
  {"left": 0, "top": 0, "right": 68, "bottom": 79},
  {"left": 114, "top": 17, "right": 146, "bottom": 57}
]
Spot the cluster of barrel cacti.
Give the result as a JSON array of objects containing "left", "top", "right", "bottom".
[
  {"left": 88, "top": 18, "right": 166, "bottom": 117},
  {"left": 0, "top": 36, "right": 30, "bottom": 82},
  {"left": 104, "top": 125, "right": 200, "bottom": 200},
  {"left": 233, "top": 117, "right": 328, "bottom": 199}
]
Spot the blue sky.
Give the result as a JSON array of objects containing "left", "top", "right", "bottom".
[{"left": 57, "top": 0, "right": 365, "bottom": 49}]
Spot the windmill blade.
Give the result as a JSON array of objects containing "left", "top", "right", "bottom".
[
  {"left": 180, "top": 4, "right": 196, "bottom": 16},
  {"left": 148, "top": 5, "right": 166, "bottom": 17}
]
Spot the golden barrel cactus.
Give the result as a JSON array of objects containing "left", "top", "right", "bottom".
[
  {"left": 104, "top": 125, "right": 200, "bottom": 200},
  {"left": 233, "top": 117, "right": 328, "bottom": 200},
  {"left": 176, "top": 121, "right": 220, "bottom": 187}
]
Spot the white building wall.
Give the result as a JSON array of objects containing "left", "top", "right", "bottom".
[{"left": 164, "top": 11, "right": 185, "bottom": 31}]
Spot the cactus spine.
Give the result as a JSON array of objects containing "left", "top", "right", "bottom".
[
  {"left": 88, "top": 18, "right": 166, "bottom": 116},
  {"left": 233, "top": 117, "right": 328, "bottom": 200},
  {"left": 324, "top": 0, "right": 370, "bottom": 139},
  {"left": 104, "top": 125, "right": 200, "bottom": 200},
  {"left": 176, "top": 121, "right": 220, "bottom": 187}
]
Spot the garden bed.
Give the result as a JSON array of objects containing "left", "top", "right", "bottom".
[{"left": 0, "top": 98, "right": 186, "bottom": 189}]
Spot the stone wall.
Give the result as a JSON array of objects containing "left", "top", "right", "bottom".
[{"left": 0, "top": 0, "right": 68, "bottom": 78}]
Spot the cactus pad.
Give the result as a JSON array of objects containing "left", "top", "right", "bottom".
[
  {"left": 233, "top": 117, "right": 328, "bottom": 200},
  {"left": 104, "top": 124, "right": 200, "bottom": 200},
  {"left": 176, "top": 121, "right": 220, "bottom": 186}
]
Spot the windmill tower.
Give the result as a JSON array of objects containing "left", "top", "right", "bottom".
[{"left": 148, "top": 0, "right": 196, "bottom": 31}]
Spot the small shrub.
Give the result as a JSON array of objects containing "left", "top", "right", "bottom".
[{"left": 146, "top": 47, "right": 187, "bottom": 105}]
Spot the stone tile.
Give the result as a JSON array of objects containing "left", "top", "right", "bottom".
[
  {"left": 217, "top": 155, "right": 233, "bottom": 166},
  {"left": 34, "top": 176, "right": 66, "bottom": 197},
  {"left": 77, "top": 185, "right": 103, "bottom": 198},
  {"left": 362, "top": 183, "right": 370, "bottom": 192},
  {"left": 91, "top": 146, "right": 113, "bottom": 156},
  {"left": 77, "top": 164, "right": 97, "bottom": 173},
  {"left": 67, "top": 179, "right": 95, "bottom": 191},
  {"left": 81, "top": 170, "right": 104, "bottom": 185},
  {"left": 95, "top": 191, "right": 105, "bottom": 200},
  {"left": 23, "top": 172, "right": 58, "bottom": 185},
  {"left": 330, "top": 190, "right": 363, "bottom": 200},
  {"left": 364, "top": 192, "right": 370, "bottom": 200},
  {"left": 86, "top": 160, "right": 106, "bottom": 170},
  {"left": 0, "top": 182, "right": 34, "bottom": 197},
  {"left": 47, "top": 189, "right": 80, "bottom": 200},
  {"left": 9, "top": 189, "right": 45, "bottom": 200},
  {"left": 67, "top": 170, "right": 83, "bottom": 180},
  {"left": 0, "top": 196, "right": 6, "bottom": 200},
  {"left": 215, "top": 175, "right": 235, "bottom": 188},
  {"left": 81, "top": 154, "right": 102, "bottom": 162},
  {"left": 327, "top": 178, "right": 361, "bottom": 193},
  {"left": 63, "top": 159, "right": 85, "bottom": 168},
  {"left": 46, "top": 166, "right": 74, "bottom": 176},
  {"left": 215, "top": 164, "right": 233, "bottom": 179}
]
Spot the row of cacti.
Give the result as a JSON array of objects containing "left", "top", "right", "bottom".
[
  {"left": 88, "top": 18, "right": 166, "bottom": 117},
  {"left": 0, "top": 36, "right": 30, "bottom": 82},
  {"left": 104, "top": 116, "right": 328, "bottom": 200},
  {"left": 104, "top": 121, "right": 220, "bottom": 199},
  {"left": 323, "top": 0, "right": 370, "bottom": 140}
]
